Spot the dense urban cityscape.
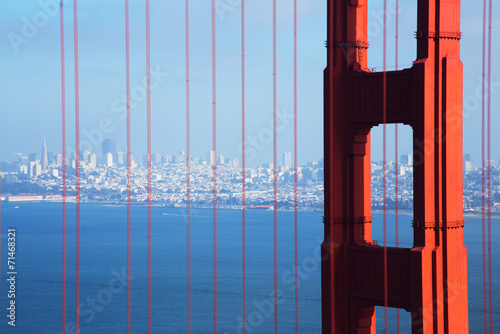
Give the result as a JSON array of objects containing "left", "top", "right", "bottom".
[{"left": 0, "top": 139, "right": 499, "bottom": 213}]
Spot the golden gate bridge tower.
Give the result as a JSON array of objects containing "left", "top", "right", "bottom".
[{"left": 322, "top": 0, "right": 469, "bottom": 332}]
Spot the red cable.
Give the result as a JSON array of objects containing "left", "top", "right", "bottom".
[
  {"left": 185, "top": 0, "right": 191, "bottom": 332},
  {"left": 211, "top": 1, "right": 218, "bottom": 331},
  {"left": 293, "top": 0, "right": 299, "bottom": 332},
  {"left": 125, "top": 0, "right": 132, "bottom": 332},
  {"left": 241, "top": 1, "right": 247, "bottom": 332},
  {"left": 145, "top": 0, "right": 152, "bottom": 332},
  {"left": 487, "top": 1, "right": 493, "bottom": 331},
  {"left": 272, "top": 0, "right": 278, "bottom": 332},
  {"left": 383, "top": 0, "right": 388, "bottom": 332},
  {"left": 59, "top": 1, "right": 67, "bottom": 332},
  {"left": 72, "top": 0, "right": 81, "bottom": 332},
  {"left": 481, "top": 0, "right": 487, "bottom": 332}
]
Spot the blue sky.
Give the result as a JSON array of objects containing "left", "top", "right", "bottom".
[{"left": 0, "top": 0, "right": 498, "bottom": 167}]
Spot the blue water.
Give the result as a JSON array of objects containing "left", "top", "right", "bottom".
[{"left": 0, "top": 203, "right": 497, "bottom": 333}]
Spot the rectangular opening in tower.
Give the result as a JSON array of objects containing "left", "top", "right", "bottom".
[{"left": 370, "top": 124, "right": 413, "bottom": 248}]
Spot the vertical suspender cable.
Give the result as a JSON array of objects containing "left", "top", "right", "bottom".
[
  {"left": 394, "top": 0, "right": 400, "bottom": 332},
  {"left": 211, "top": 1, "right": 218, "bottom": 332},
  {"left": 486, "top": 1, "right": 493, "bottom": 332},
  {"left": 185, "top": 0, "right": 191, "bottom": 332},
  {"left": 125, "top": 0, "right": 132, "bottom": 332},
  {"left": 382, "top": 0, "right": 389, "bottom": 333},
  {"left": 481, "top": 0, "right": 487, "bottom": 332},
  {"left": 59, "top": 1, "right": 67, "bottom": 332},
  {"left": 272, "top": 0, "right": 278, "bottom": 332},
  {"left": 72, "top": 0, "right": 81, "bottom": 332},
  {"left": 145, "top": 0, "right": 152, "bottom": 332},
  {"left": 293, "top": 0, "right": 299, "bottom": 332},
  {"left": 241, "top": 1, "right": 247, "bottom": 333}
]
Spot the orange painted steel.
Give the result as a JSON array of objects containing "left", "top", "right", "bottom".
[{"left": 322, "top": 0, "right": 468, "bottom": 333}]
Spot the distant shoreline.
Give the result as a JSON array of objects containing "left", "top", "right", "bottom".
[{"left": 3, "top": 201, "right": 499, "bottom": 217}]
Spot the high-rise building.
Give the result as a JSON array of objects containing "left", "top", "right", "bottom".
[
  {"left": 207, "top": 150, "right": 216, "bottom": 166},
  {"left": 464, "top": 160, "right": 474, "bottom": 172},
  {"left": 29, "top": 161, "right": 42, "bottom": 178},
  {"left": 20, "top": 156, "right": 29, "bottom": 166},
  {"left": 400, "top": 154, "right": 413, "bottom": 166},
  {"left": 19, "top": 165, "right": 28, "bottom": 175},
  {"left": 106, "top": 152, "right": 113, "bottom": 167},
  {"left": 90, "top": 153, "right": 97, "bottom": 168},
  {"left": 115, "top": 151, "right": 125, "bottom": 165},
  {"left": 55, "top": 154, "right": 63, "bottom": 167},
  {"left": 28, "top": 153, "right": 37, "bottom": 162},
  {"left": 283, "top": 152, "right": 292, "bottom": 169},
  {"left": 217, "top": 154, "right": 225, "bottom": 165},
  {"left": 102, "top": 139, "right": 116, "bottom": 156},
  {"left": 153, "top": 153, "right": 162, "bottom": 164},
  {"left": 47, "top": 151, "right": 56, "bottom": 165},
  {"left": 41, "top": 138, "right": 49, "bottom": 170},
  {"left": 13, "top": 153, "right": 23, "bottom": 163},
  {"left": 82, "top": 150, "right": 91, "bottom": 164}
]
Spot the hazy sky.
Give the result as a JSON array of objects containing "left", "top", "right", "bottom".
[{"left": 0, "top": 0, "right": 498, "bottom": 167}]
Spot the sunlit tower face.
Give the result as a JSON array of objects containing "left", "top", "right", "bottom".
[{"left": 322, "top": 0, "right": 467, "bottom": 332}]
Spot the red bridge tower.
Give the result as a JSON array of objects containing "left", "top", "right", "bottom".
[{"left": 322, "top": 0, "right": 469, "bottom": 333}]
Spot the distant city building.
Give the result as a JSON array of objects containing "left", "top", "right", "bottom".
[
  {"left": 485, "top": 160, "right": 496, "bottom": 167},
  {"left": 464, "top": 160, "right": 474, "bottom": 172},
  {"left": 82, "top": 150, "right": 91, "bottom": 164},
  {"left": 115, "top": 152, "right": 125, "bottom": 165},
  {"left": 28, "top": 153, "right": 37, "bottom": 162},
  {"left": 29, "top": 161, "right": 42, "bottom": 178},
  {"left": 90, "top": 154, "right": 97, "bottom": 168},
  {"left": 173, "top": 153, "right": 185, "bottom": 164},
  {"left": 163, "top": 155, "right": 172, "bottom": 164},
  {"left": 283, "top": 152, "right": 292, "bottom": 169},
  {"left": 399, "top": 165, "right": 413, "bottom": 176},
  {"left": 464, "top": 154, "right": 471, "bottom": 161},
  {"left": 41, "top": 138, "right": 49, "bottom": 170},
  {"left": 47, "top": 151, "right": 56, "bottom": 165},
  {"left": 19, "top": 165, "right": 28, "bottom": 175},
  {"left": 20, "top": 156, "right": 29, "bottom": 166},
  {"left": 56, "top": 153, "right": 63, "bottom": 166},
  {"left": 228, "top": 158, "right": 240, "bottom": 168},
  {"left": 217, "top": 154, "right": 225, "bottom": 165},
  {"left": 106, "top": 152, "right": 113, "bottom": 167},
  {"left": 102, "top": 139, "right": 116, "bottom": 156},
  {"left": 13, "top": 153, "right": 23, "bottom": 163},
  {"left": 400, "top": 154, "right": 413, "bottom": 166},
  {"left": 143, "top": 153, "right": 162, "bottom": 166},
  {"left": 207, "top": 150, "right": 216, "bottom": 166},
  {"left": 0, "top": 162, "right": 17, "bottom": 173}
]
